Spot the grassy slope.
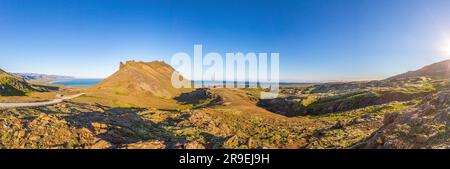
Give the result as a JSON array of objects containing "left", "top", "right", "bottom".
[{"left": 0, "top": 71, "right": 34, "bottom": 96}]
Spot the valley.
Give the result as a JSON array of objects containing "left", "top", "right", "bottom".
[{"left": 1, "top": 60, "right": 450, "bottom": 149}]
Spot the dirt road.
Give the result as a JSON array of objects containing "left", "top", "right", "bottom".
[{"left": 0, "top": 93, "right": 84, "bottom": 108}]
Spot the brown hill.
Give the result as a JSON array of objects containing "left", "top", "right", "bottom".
[
  {"left": 88, "top": 61, "right": 192, "bottom": 108},
  {"left": 388, "top": 59, "right": 450, "bottom": 80},
  {"left": 95, "top": 61, "right": 186, "bottom": 99}
]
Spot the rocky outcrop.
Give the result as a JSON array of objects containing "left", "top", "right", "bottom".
[
  {"left": 175, "top": 88, "right": 223, "bottom": 108},
  {"left": 362, "top": 88, "right": 450, "bottom": 149}
]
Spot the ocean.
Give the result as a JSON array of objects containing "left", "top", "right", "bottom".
[{"left": 52, "top": 79, "right": 103, "bottom": 86}]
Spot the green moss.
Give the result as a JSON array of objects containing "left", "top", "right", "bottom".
[
  {"left": 307, "top": 101, "right": 413, "bottom": 121},
  {"left": 1, "top": 132, "right": 10, "bottom": 142}
]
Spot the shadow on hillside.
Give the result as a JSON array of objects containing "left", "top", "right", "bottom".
[
  {"left": 36, "top": 102, "right": 190, "bottom": 149},
  {"left": 32, "top": 84, "right": 60, "bottom": 91},
  {"left": 174, "top": 88, "right": 223, "bottom": 109},
  {"left": 175, "top": 88, "right": 210, "bottom": 105},
  {"left": 0, "top": 84, "right": 27, "bottom": 96},
  {"left": 257, "top": 91, "right": 431, "bottom": 117},
  {"left": 256, "top": 96, "right": 307, "bottom": 117},
  {"left": 158, "top": 114, "right": 231, "bottom": 149},
  {"left": 200, "top": 132, "right": 232, "bottom": 149}
]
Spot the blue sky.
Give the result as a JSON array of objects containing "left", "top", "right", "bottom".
[{"left": 1, "top": 0, "right": 450, "bottom": 81}]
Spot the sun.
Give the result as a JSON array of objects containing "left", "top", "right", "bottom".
[
  {"left": 444, "top": 44, "right": 450, "bottom": 57},
  {"left": 438, "top": 40, "right": 450, "bottom": 58}
]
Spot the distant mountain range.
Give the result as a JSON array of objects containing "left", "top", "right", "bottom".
[
  {"left": 12, "top": 73, "right": 74, "bottom": 82},
  {"left": 1, "top": 70, "right": 71, "bottom": 96}
]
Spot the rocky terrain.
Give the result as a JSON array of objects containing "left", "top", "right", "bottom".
[
  {"left": 360, "top": 87, "right": 450, "bottom": 149},
  {"left": 2, "top": 59, "right": 450, "bottom": 149}
]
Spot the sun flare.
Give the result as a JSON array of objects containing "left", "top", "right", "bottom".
[
  {"left": 444, "top": 44, "right": 450, "bottom": 57},
  {"left": 438, "top": 40, "right": 450, "bottom": 57}
]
